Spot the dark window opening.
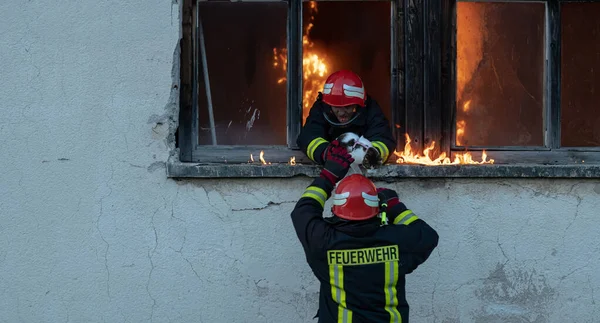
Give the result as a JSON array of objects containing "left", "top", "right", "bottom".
[
  {"left": 561, "top": 2, "right": 600, "bottom": 147},
  {"left": 196, "top": 2, "right": 288, "bottom": 146},
  {"left": 455, "top": 2, "right": 545, "bottom": 147}
]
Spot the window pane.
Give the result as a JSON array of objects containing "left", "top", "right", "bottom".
[
  {"left": 561, "top": 3, "right": 600, "bottom": 147},
  {"left": 456, "top": 2, "right": 545, "bottom": 147},
  {"left": 197, "top": 2, "right": 287, "bottom": 145},
  {"left": 296, "top": 1, "right": 391, "bottom": 124}
]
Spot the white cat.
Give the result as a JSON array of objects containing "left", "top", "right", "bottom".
[{"left": 336, "top": 132, "right": 373, "bottom": 174}]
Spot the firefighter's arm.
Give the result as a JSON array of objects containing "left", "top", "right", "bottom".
[
  {"left": 297, "top": 97, "right": 330, "bottom": 165},
  {"left": 383, "top": 195, "right": 439, "bottom": 273},
  {"left": 290, "top": 142, "right": 355, "bottom": 253},
  {"left": 290, "top": 177, "right": 334, "bottom": 254},
  {"left": 378, "top": 188, "right": 439, "bottom": 254},
  {"left": 394, "top": 216, "right": 439, "bottom": 274},
  {"left": 363, "top": 98, "right": 396, "bottom": 164}
]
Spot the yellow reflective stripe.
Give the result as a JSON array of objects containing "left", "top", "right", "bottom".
[
  {"left": 300, "top": 193, "right": 324, "bottom": 208},
  {"left": 384, "top": 260, "right": 402, "bottom": 323},
  {"left": 404, "top": 215, "right": 419, "bottom": 225},
  {"left": 393, "top": 210, "right": 419, "bottom": 225},
  {"left": 301, "top": 186, "right": 327, "bottom": 208},
  {"left": 372, "top": 141, "right": 390, "bottom": 162},
  {"left": 307, "top": 137, "right": 328, "bottom": 161},
  {"left": 306, "top": 186, "right": 327, "bottom": 199},
  {"left": 329, "top": 264, "right": 352, "bottom": 323}
]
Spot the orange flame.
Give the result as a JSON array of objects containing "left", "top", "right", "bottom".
[
  {"left": 462, "top": 100, "right": 471, "bottom": 112},
  {"left": 273, "top": 47, "right": 287, "bottom": 84},
  {"left": 250, "top": 154, "right": 254, "bottom": 163},
  {"left": 456, "top": 119, "right": 466, "bottom": 146},
  {"left": 456, "top": 3, "right": 486, "bottom": 146},
  {"left": 273, "top": 1, "right": 329, "bottom": 124},
  {"left": 395, "top": 134, "right": 494, "bottom": 165},
  {"left": 259, "top": 151, "right": 268, "bottom": 165},
  {"left": 289, "top": 156, "right": 296, "bottom": 165}
]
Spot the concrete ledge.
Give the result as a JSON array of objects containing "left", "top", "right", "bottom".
[
  {"left": 167, "top": 158, "right": 600, "bottom": 179},
  {"left": 369, "top": 164, "right": 600, "bottom": 179},
  {"left": 168, "top": 162, "right": 321, "bottom": 178}
]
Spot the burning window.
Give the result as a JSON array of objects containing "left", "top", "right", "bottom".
[
  {"left": 456, "top": 2, "right": 545, "bottom": 147},
  {"left": 274, "top": 1, "right": 392, "bottom": 124},
  {"left": 303, "top": 1, "right": 391, "bottom": 123},
  {"left": 196, "top": 2, "right": 287, "bottom": 146},
  {"left": 196, "top": 0, "right": 391, "bottom": 147},
  {"left": 561, "top": 3, "right": 600, "bottom": 147},
  {"left": 180, "top": 0, "right": 600, "bottom": 168}
]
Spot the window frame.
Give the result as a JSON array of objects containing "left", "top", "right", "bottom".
[
  {"left": 178, "top": 0, "right": 301, "bottom": 163},
  {"left": 178, "top": 0, "right": 600, "bottom": 167},
  {"left": 435, "top": 0, "right": 600, "bottom": 165},
  {"left": 178, "top": 0, "right": 402, "bottom": 164}
]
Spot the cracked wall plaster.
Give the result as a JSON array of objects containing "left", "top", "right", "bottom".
[{"left": 1, "top": 1, "right": 600, "bottom": 323}]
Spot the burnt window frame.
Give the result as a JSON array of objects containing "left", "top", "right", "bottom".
[
  {"left": 178, "top": 0, "right": 403, "bottom": 164},
  {"left": 177, "top": 0, "right": 600, "bottom": 168},
  {"left": 427, "top": 0, "right": 600, "bottom": 165}
]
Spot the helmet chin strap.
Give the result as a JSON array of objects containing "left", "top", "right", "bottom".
[{"left": 323, "top": 111, "right": 361, "bottom": 127}]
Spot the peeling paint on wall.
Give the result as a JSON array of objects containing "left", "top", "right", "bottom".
[
  {"left": 473, "top": 263, "right": 556, "bottom": 323},
  {"left": 147, "top": 42, "right": 181, "bottom": 158}
]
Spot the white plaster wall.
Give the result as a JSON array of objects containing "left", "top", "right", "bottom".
[{"left": 1, "top": 1, "right": 600, "bottom": 322}]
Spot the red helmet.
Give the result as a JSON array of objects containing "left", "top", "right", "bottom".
[
  {"left": 332, "top": 174, "right": 380, "bottom": 221},
  {"left": 321, "top": 70, "right": 366, "bottom": 107}
]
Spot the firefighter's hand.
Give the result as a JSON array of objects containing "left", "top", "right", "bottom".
[
  {"left": 320, "top": 140, "right": 355, "bottom": 185},
  {"left": 362, "top": 147, "right": 382, "bottom": 169},
  {"left": 321, "top": 142, "right": 333, "bottom": 164},
  {"left": 377, "top": 187, "right": 400, "bottom": 209},
  {"left": 320, "top": 140, "right": 340, "bottom": 164}
]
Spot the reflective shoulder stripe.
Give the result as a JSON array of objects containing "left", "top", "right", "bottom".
[
  {"left": 372, "top": 141, "right": 390, "bottom": 162},
  {"left": 393, "top": 210, "right": 419, "bottom": 225},
  {"left": 301, "top": 185, "right": 328, "bottom": 208},
  {"left": 307, "top": 137, "right": 329, "bottom": 161}
]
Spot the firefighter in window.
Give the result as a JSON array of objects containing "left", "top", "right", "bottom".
[
  {"left": 290, "top": 141, "right": 439, "bottom": 323},
  {"left": 297, "top": 70, "right": 396, "bottom": 168}
]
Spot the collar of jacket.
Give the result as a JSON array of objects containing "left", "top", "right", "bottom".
[{"left": 324, "top": 215, "right": 381, "bottom": 237}]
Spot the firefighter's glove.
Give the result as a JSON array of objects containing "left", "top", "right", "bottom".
[
  {"left": 320, "top": 143, "right": 332, "bottom": 164},
  {"left": 362, "top": 147, "right": 382, "bottom": 169},
  {"left": 377, "top": 188, "right": 400, "bottom": 210},
  {"left": 320, "top": 140, "right": 355, "bottom": 185}
]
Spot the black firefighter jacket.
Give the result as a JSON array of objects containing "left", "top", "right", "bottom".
[
  {"left": 297, "top": 94, "right": 397, "bottom": 165},
  {"left": 290, "top": 177, "right": 439, "bottom": 323}
]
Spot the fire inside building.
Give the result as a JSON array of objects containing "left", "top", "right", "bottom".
[{"left": 178, "top": 0, "right": 600, "bottom": 166}]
